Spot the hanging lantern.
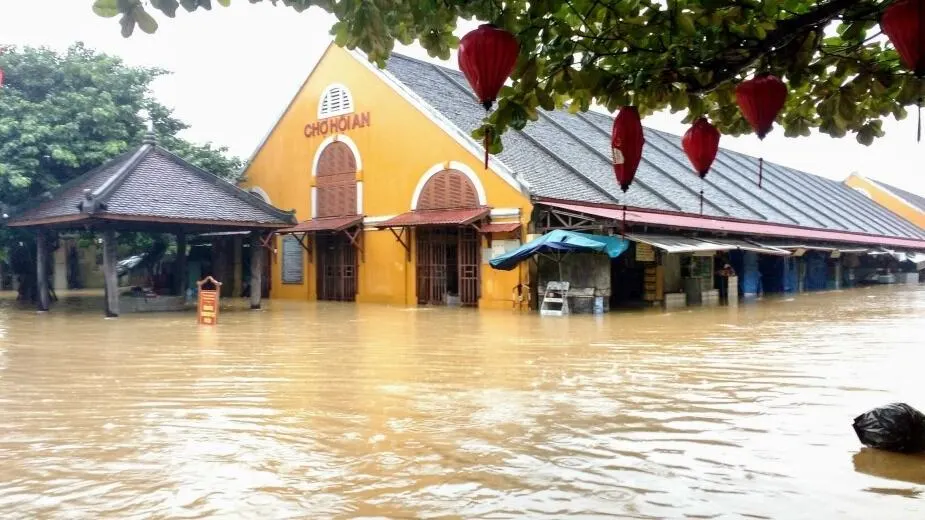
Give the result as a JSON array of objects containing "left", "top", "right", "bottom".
[
  {"left": 881, "top": 0, "right": 925, "bottom": 75},
  {"left": 735, "top": 73, "right": 787, "bottom": 188},
  {"left": 458, "top": 24, "right": 519, "bottom": 168},
  {"left": 881, "top": 0, "right": 925, "bottom": 140},
  {"left": 612, "top": 106, "right": 645, "bottom": 233},
  {"left": 682, "top": 117, "right": 720, "bottom": 215}
]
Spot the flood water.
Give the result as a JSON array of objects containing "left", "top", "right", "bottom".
[{"left": 1, "top": 286, "right": 924, "bottom": 519}]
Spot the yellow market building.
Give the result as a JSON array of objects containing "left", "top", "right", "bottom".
[
  {"left": 844, "top": 173, "right": 925, "bottom": 231},
  {"left": 243, "top": 44, "right": 925, "bottom": 311},
  {"left": 243, "top": 44, "right": 531, "bottom": 309}
]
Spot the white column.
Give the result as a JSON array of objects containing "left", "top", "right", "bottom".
[
  {"left": 311, "top": 186, "right": 318, "bottom": 219},
  {"left": 356, "top": 181, "right": 364, "bottom": 215}
]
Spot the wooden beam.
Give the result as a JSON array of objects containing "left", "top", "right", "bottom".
[
  {"left": 250, "top": 232, "right": 263, "bottom": 310},
  {"left": 101, "top": 230, "right": 119, "bottom": 317},
  {"left": 175, "top": 230, "right": 187, "bottom": 296},
  {"left": 36, "top": 230, "right": 50, "bottom": 312},
  {"left": 388, "top": 227, "right": 411, "bottom": 262}
]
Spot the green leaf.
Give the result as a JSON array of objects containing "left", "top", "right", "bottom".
[
  {"left": 92, "top": 0, "right": 119, "bottom": 17},
  {"left": 217, "top": 0, "right": 231, "bottom": 6},
  {"left": 133, "top": 7, "right": 159, "bottom": 34}
]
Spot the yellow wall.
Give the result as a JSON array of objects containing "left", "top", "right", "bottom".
[
  {"left": 243, "top": 44, "right": 532, "bottom": 309},
  {"left": 845, "top": 174, "right": 925, "bottom": 230}
]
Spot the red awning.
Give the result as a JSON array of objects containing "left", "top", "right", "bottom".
[
  {"left": 540, "top": 200, "right": 925, "bottom": 249},
  {"left": 279, "top": 215, "right": 364, "bottom": 234},
  {"left": 481, "top": 222, "right": 522, "bottom": 233},
  {"left": 378, "top": 207, "right": 490, "bottom": 227}
]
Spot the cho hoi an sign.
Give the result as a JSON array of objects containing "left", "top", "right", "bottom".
[
  {"left": 197, "top": 276, "right": 222, "bottom": 326},
  {"left": 304, "top": 112, "right": 371, "bottom": 138}
]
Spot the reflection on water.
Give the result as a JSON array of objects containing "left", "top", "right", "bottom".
[{"left": 0, "top": 286, "right": 924, "bottom": 518}]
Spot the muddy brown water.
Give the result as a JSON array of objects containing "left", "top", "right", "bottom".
[{"left": 1, "top": 286, "right": 924, "bottom": 519}]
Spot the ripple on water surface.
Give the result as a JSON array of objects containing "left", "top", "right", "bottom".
[{"left": 0, "top": 286, "right": 924, "bottom": 518}]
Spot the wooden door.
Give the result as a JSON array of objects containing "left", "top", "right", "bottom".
[
  {"left": 458, "top": 227, "right": 480, "bottom": 306},
  {"left": 316, "top": 233, "right": 357, "bottom": 301},
  {"left": 416, "top": 228, "right": 448, "bottom": 305}
]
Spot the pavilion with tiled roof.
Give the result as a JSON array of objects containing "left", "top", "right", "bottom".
[{"left": 6, "top": 131, "right": 297, "bottom": 316}]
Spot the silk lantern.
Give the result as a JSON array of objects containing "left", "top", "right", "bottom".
[
  {"left": 736, "top": 74, "right": 787, "bottom": 188},
  {"left": 612, "top": 106, "right": 645, "bottom": 233},
  {"left": 881, "top": 0, "right": 925, "bottom": 140},
  {"left": 458, "top": 24, "right": 519, "bottom": 168},
  {"left": 682, "top": 118, "right": 720, "bottom": 215}
]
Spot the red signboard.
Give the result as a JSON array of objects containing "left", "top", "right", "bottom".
[{"left": 196, "top": 276, "right": 223, "bottom": 326}]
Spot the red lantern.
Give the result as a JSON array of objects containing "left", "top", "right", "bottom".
[
  {"left": 458, "top": 24, "right": 519, "bottom": 110},
  {"left": 611, "top": 106, "right": 645, "bottom": 234},
  {"left": 881, "top": 0, "right": 925, "bottom": 75},
  {"left": 881, "top": 0, "right": 925, "bottom": 141},
  {"left": 736, "top": 74, "right": 787, "bottom": 188},
  {"left": 682, "top": 118, "right": 720, "bottom": 214},
  {"left": 458, "top": 24, "right": 519, "bottom": 168},
  {"left": 736, "top": 74, "right": 787, "bottom": 139},
  {"left": 611, "top": 106, "right": 645, "bottom": 193}
]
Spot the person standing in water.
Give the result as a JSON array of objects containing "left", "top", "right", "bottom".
[{"left": 717, "top": 263, "right": 736, "bottom": 304}]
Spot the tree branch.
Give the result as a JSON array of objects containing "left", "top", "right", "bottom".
[{"left": 686, "top": 0, "right": 880, "bottom": 93}]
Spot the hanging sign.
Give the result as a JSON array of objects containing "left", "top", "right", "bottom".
[
  {"left": 636, "top": 243, "right": 656, "bottom": 262},
  {"left": 196, "top": 276, "right": 223, "bottom": 326},
  {"left": 304, "top": 112, "right": 371, "bottom": 138}
]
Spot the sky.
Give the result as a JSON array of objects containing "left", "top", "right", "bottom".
[{"left": 2, "top": 1, "right": 924, "bottom": 196}]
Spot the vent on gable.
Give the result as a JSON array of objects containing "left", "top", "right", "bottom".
[{"left": 318, "top": 84, "right": 354, "bottom": 119}]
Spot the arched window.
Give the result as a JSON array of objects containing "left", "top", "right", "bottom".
[
  {"left": 417, "top": 169, "right": 479, "bottom": 210},
  {"left": 318, "top": 84, "right": 354, "bottom": 119},
  {"left": 315, "top": 141, "right": 358, "bottom": 218}
]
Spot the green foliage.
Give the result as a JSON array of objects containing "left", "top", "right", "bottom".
[
  {"left": 0, "top": 44, "right": 242, "bottom": 281},
  {"left": 100, "top": 0, "right": 923, "bottom": 148},
  {"left": 0, "top": 43, "right": 242, "bottom": 203}
]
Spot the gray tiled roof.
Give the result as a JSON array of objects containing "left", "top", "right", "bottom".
[
  {"left": 876, "top": 180, "right": 925, "bottom": 213},
  {"left": 9, "top": 143, "right": 295, "bottom": 228},
  {"left": 385, "top": 54, "right": 925, "bottom": 241}
]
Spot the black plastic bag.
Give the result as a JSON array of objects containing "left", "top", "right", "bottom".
[{"left": 853, "top": 403, "right": 925, "bottom": 453}]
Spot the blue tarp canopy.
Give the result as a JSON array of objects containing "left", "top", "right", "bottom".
[{"left": 489, "top": 230, "right": 630, "bottom": 271}]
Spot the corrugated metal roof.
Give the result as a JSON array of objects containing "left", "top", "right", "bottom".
[
  {"left": 281, "top": 215, "right": 364, "bottom": 234},
  {"left": 383, "top": 53, "right": 925, "bottom": 242},
  {"left": 542, "top": 200, "right": 925, "bottom": 249},
  {"left": 481, "top": 222, "right": 522, "bottom": 233},
  {"left": 625, "top": 233, "right": 728, "bottom": 254},
  {"left": 378, "top": 207, "right": 489, "bottom": 227},
  {"left": 8, "top": 143, "right": 295, "bottom": 228}
]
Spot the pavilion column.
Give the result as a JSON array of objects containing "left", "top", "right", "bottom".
[
  {"left": 249, "top": 232, "right": 263, "bottom": 310},
  {"left": 36, "top": 229, "right": 50, "bottom": 312},
  {"left": 101, "top": 230, "right": 119, "bottom": 317},
  {"left": 175, "top": 231, "right": 187, "bottom": 296}
]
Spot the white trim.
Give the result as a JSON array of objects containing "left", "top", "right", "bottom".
[
  {"left": 248, "top": 186, "right": 271, "bottom": 204},
  {"left": 410, "top": 161, "right": 488, "bottom": 210},
  {"left": 311, "top": 186, "right": 318, "bottom": 219},
  {"left": 311, "top": 134, "right": 363, "bottom": 175},
  {"left": 866, "top": 176, "right": 925, "bottom": 216},
  {"left": 356, "top": 180, "right": 364, "bottom": 215},
  {"left": 490, "top": 208, "right": 521, "bottom": 218},
  {"left": 242, "top": 44, "right": 335, "bottom": 171},
  {"left": 317, "top": 83, "right": 355, "bottom": 119},
  {"left": 363, "top": 215, "right": 398, "bottom": 225},
  {"left": 346, "top": 49, "right": 530, "bottom": 197}
]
